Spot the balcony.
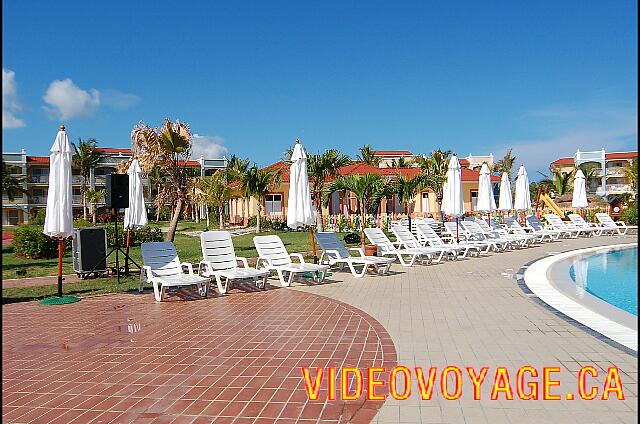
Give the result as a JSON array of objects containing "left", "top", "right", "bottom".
[
  {"left": 605, "top": 167, "right": 626, "bottom": 177},
  {"left": 31, "top": 196, "right": 47, "bottom": 205},
  {"left": 29, "top": 175, "right": 49, "bottom": 184},
  {"left": 95, "top": 175, "right": 106, "bottom": 185},
  {"left": 72, "top": 195, "right": 83, "bottom": 204},
  {"left": 606, "top": 184, "right": 634, "bottom": 194}
]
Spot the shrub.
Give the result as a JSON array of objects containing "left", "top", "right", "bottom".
[
  {"left": 621, "top": 204, "right": 638, "bottom": 225},
  {"left": 158, "top": 206, "right": 172, "bottom": 221},
  {"left": 132, "top": 226, "right": 164, "bottom": 244},
  {"left": 74, "top": 218, "right": 93, "bottom": 228},
  {"left": 13, "top": 226, "right": 69, "bottom": 259},
  {"left": 30, "top": 209, "right": 47, "bottom": 225},
  {"left": 103, "top": 222, "right": 125, "bottom": 246}
]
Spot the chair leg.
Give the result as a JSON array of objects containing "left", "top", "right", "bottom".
[{"left": 153, "top": 281, "right": 162, "bottom": 302}]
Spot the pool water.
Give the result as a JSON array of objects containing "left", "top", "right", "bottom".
[{"left": 569, "top": 247, "right": 638, "bottom": 316}]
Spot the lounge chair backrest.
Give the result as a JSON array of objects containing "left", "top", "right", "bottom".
[
  {"left": 315, "top": 232, "right": 351, "bottom": 259},
  {"left": 364, "top": 228, "right": 396, "bottom": 252},
  {"left": 473, "top": 218, "right": 493, "bottom": 232},
  {"left": 596, "top": 213, "right": 616, "bottom": 227},
  {"left": 461, "top": 220, "right": 482, "bottom": 234},
  {"left": 141, "top": 242, "right": 183, "bottom": 278},
  {"left": 414, "top": 221, "right": 445, "bottom": 246},
  {"left": 526, "top": 215, "right": 545, "bottom": 230},
  {"left": 504, "top": 216, "right": 519, "bottom": 228},
  {"left": 443, "top": 221, "right": 468, "bottom": 238},
  {"left": 568, "top": 214, "right": 588, "bottom": 227},
  {"left": 200, "top": 231, "right": 237, "bottom": 271},
  {"left": 391, "top": 224, "right": 421, "bottom": 248},
  {"left": 253, "top": 235, "right": 292, "bottom": 266}
]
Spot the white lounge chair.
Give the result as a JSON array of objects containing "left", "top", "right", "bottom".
[
  {"left": 504, "top": 216, "right": 553, "bottom": 242},
  {"left": 391, "top": 224, "right": 456, "bottom": 263},
  {"left": 413, "top": 221, "right": 482, "bottom": 258},
  {"left": 253, "top": 235, "right": 329, "bottom": 287},
  {"left": 525, "top": 215, "right": 568, "bottom": 239},
  {"left": 315, "top": 232, "right": 394, "bottom": 277},
  {"left": 568, "top": 214, "right": 615, "bottom": 236},
  {"left": 543, "top": 214, "right": 591, "bottom": 237},
  {"left": 141, "top": 242, "right": 210, "bottom": 302},
  {"left": 595, "top": 213, "right": 637, "bottom": 235},
  {"left": 442, "top": 221, "right": 494, "bottom": 252},
  {"left": 472, "top": 217, "right": 534, "bottom": 247},
  {"left": 460, "top": 220, "right": 512, "bottom": 251},
  {"left": 199, "top": 231, "right": 269, "bottom": 294},
  {"left": 364, "top": 227, "right": 433, "bottom": 266}
]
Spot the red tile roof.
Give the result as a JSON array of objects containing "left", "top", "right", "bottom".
[
  {"left": 373, "top": 150, "right": 413, "bottom": 156},
  {"left": 26, "top": 156, "right": 49, "bottom": 164},
  {"left": 459, "top": 158, "right": 470, "bottom": 166},
  {"left": 550, "top": 157, "right": 574, "bottom": 165},
  {"left": 605, "top": 152, "right": 637, "bottom": 160},
  {"left": 95, "top": 147, "right": 133, "bottom": 154}
]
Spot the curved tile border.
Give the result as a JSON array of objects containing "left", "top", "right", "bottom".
[{"left": 520, "top": 243, "right": 637, "bottom": 353}]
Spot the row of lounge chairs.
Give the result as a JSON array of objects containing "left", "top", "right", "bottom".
[{"left": 140, "top": 212, "right": 634, "bottom": 301}]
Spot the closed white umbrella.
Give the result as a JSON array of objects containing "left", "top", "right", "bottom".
[
  {"left": 443, "top": 154, "right": 465, "bottom": 241},
  {"left": 124, "top": 159, "right": 148, "bottom": 230},
  {"left": 476, "top": 163, "right": 496, "bottom": 224},
  {"left": 287, "top": 139, "right": 317, "bottom": 258},
  {"left": 572, "top": 169, "right": 588, "bottom": 210},
  {"left": 514, "top": 165, "right": 531, "bottom": 223},
  {"left": 498, "top": 172, "right": 513, "bottom": 211},
  {"left": 43, "top": 125, "right": 74, "bottom": 299}
]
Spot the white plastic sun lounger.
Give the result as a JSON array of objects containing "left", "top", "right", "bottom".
[
  {"left": 391, "top": 224, "right": 456, "bottom": 263},
  {"left": 413, "top": 221, "right": 482, "bottom": 258},
  {"left": 141, "top": 242, "right": 210, "bottom": 301},
  {"left": 543, "top": 214, "right": 590, "bottom": 237},
  {"left": 595, "top": 213, "right": 637, "bottom": 235},
  {"left": 567, "top": 214, "right": 615, "bottom": 236},
  {"left": 503, "top": 216, "right": 553, "bottom": 242},
  {"left": 199, "top": 231, "right": 269, "bottom": 294},
  {"left": 253, "top": 235, "right": 329, "bottom": 287},
  {"left": 471, "top": 217, "right": 533, "bottom": 247},
  {"left": 442, "top": 221, "right": 494, "bottom": 252},
  {"left": 483, "top": 218, "right": 538, "bottom": 246},
  {"left": 525, "top": 215, "right": 568, "bottom": 239},
  {"left": 460, "top": 220, "right": 512, "bottom": 251},
  {"left": 364, "top": 227, "right": 433, "bottom": 266},
  {"left": 315, "top": 232, "right": 394, "bottom": 277}
]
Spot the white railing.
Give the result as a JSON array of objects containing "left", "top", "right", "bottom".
[
  {"left": 95, "top": 175, "right": 106, "bottom": 184},
  {"left": 72, "top": 176, "right": 84, "bottom": 184},
  {"left": 31, "top": 196, "right": 47, "bottom": 204},
  {"left": 605, "top": 167, "right": 626, "bottom": 177},
  {"left": 72, "top": 195, "right": 83, "bottom": 204},
  {"left": 607, "top": 184, "right": 633, "bottom": 193},
  {"left": 29, "top": 175, "right": 49, "bottom": 183}
]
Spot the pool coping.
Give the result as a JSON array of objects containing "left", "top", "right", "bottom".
[{"left": 522, "top": 243, "right": 638, "bottom": 353}]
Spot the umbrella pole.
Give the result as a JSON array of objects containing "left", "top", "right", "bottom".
[
  {"left": 309, "top": 227, "right": 318, "bottom": 264},
  {"left": 57, "top": 239, "right": 64, "bottom": 297},
  {"left": 124, "top": 229, "right": 131, "bottom": 275},
  {"left": 456, "top": 217, "right": 459, "bottom": 243}
]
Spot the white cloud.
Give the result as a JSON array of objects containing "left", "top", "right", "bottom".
[
  {"left": 490, "top": 100, "right": 637, "bottom": 178},
  {"left": 43, "top": 78, "right": 100, "bottom": 120},
  {"left": 191, "top": 134, "right": 228, "bottom": 159},
  {"left": 101, "top": 89, "right": 140, "bottom": 109},
  {"left": 2, "top": 68, "right": 26, "bottom": 128}
]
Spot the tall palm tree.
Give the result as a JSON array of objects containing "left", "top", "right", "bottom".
[
  {"left": 244, "top": 166, "right": 281, "bottom": 232},
  {"left": 394, "top": 175, "right": 424, "bottom": 230},
  {"left": 497, "top": 149, "right": 517, "bottom": 181},
  {"left": 132, "top": 118, "right": 193, "bottom": 242},
  {"left": 324, "top": 173, "right": 386, "bottom": 245},
  {"left": 623, "top": 159, "right": 638, "bottom": 191},
  {"left": 200, "top": 172, "right": 231, "bottom": 229},
  {"left": 85, "top": 188, "right": 105, "bottom": 224},
  {"left": 308, "top": 149, "right": 351, "bottom": 230},
  {"left": 72, "top": 138, "right": 105, "bottom": 220},
  {"left": 147, "top": 165, "right": 167, "bottom": 221},
  {"left": 538, "top": 169, "right": 574, "bottom": 196},
  {"left": 2, "top": 160, "right": 28, "bottom": 202},
  {"left": 578, "top": 163, "right": 601, "bottom": 193},
  {"left": 391, "top": 157, "right": 411, "bottom": 168},
  {"left": 227, "top": 154, "right": 251, "bottom": 225},
  {"left": 357, "top": 145, "right": 380, "bottom": 166},
  {"left": 415, "top": 150, "right": 451, "bottom": 218}
]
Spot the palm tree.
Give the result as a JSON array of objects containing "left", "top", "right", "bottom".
[
  {"left": 308, "top": 149, "right": 351, "bottom": 230},
  {"left": 72, "top": 138, "right": 105, "bottom": 220},
  {"left": 227, "top": 154, "right": 251, "bottom": 225},
  {"left": 357, "top": 145, "right": 380, "bottom": 166},
  {"left": 415, "top": 150, "right": 451, "bottom": 218},
  {"left": 578, "top": 163, "right": 601, "bottom": 193},
  {"left": 244, "top": 166, "right": 281, "bottom": 232},
  {"left": 392, "top": 157, "right": 411, "bottom": 168},
  {"left": 200, "top": 172, "right": 231, "bottom": 229},
  {"left": 538, "top": 169, "right": 574, "bottom": 196},
  {"left": 623, "top": 160, "right": 638, "bottom": 191},
  {"left": 2, "top": 160, "right": 28, "bottom": 202},
  {"left": 324, "top": 173, "right": 386, "bottom": 245},
  {"left": 85, "top": 188, "right": 105, "bottom": 224},
  {"left": 497, "top": 149, "right": 517, "bottom": 181},
  {"left": 394, "top": 175, "right": 424, "bottom": 230},
  {"left": 147, "top": 165, "right": 167, "bottom": 221},
  {"left": 132, "top": 118, "right": 193, "bottom": 242}
]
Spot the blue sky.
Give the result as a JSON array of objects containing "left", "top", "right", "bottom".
[{"left": 2, "top": 0, "right": 637, "bottom": 176}]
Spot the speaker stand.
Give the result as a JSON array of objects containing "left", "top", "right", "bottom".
[{"left": 87, "top": 208, "right": 141, "bottom": 284}]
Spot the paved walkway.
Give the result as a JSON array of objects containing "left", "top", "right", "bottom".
[
  {"left": 293, "top": 235, "right": 637, "bottom": 423},
  {"left": 2, "top": 235, "right": 637, "bottom": 423}
]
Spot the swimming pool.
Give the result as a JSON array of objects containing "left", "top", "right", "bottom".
[{"left": 569, "top": 247, "right": 638, "bottom": 316}]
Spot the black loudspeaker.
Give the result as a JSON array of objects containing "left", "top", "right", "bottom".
[
  {"left": 105, "top": 174, "right": 129, "bottom": 209},
  {"left": 72, "top": 227, "right": 108, "bottom": 277}
]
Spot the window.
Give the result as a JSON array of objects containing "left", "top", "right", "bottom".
[
  {"left": 421, "top": 192, "right": 430, "bottom": 214},
  {"left": 4, "top": 210, "right": 19, "bottom": 225},
  {"left": 471, "top": 190, "right": 478, "bottom": 210},
  {"left": 265, "top": 194, "right": 282, "bottom": 216}
]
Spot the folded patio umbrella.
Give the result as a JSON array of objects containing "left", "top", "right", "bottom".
[
  {"left": 498, "top": 172, "right": 513, "bottom": 212},
  {"left": 443, "top": 154, "right": 465, "bottom": 242},
  {"left": 514, "top": 165, "right": 531, "bottom": 223},
  {"left": 476, "top": 163, "right": 496, "bottom": 224},
  {"left": 43, "top": 125, "right": 74, "bottom": 300},
  {"left": 287, "top": 140, "right": 317, "bottom": 259},
  {"left": 123, "top": 158, "right": 148, "bottom": 272},
  {"left": 572, "top": 169, "right": 588, "bottom": 211}
]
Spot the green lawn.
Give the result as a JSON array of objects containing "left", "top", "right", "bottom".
[{"left": 2, "top": 221, "right": 356, "bottom": 304}]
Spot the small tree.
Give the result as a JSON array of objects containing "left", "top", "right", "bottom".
[
  {"left": 497, "top": 149, "right": 517, "bottom": 181},
  {"left": 415, "top": 150, "right": 451, "bottom": 219},
  {"left": 244, "top": 166, "right": 281, "bottom": 233},
  {"left": 2, "top": 160, "right": 28, "bottom": 201},
  {"left": 357, "top": 145, "right": 380, "bottom": 166},
  {"left": 85, "top": 188, "right": 106, "bottom": 224},
  {"left": 308, "top": 149, "right": 351, "bottom": 230},
  {"left": 72, "top": 138, "right": 105, "bottom": 220},
  {"left": 394, "top": 175, "right": 424, "bottom": 230},
  {"left": 200, "top": 172, "right": 231, "bottom": 229}
]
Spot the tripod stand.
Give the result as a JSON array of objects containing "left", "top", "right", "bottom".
[{"left": 88, "top": 207, "right": 140, "bottom": 283}]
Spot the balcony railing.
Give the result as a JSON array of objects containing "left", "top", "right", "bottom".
[
  {"left": 605, "top": 167, "right": 626, "bottom": 177},
  {"left": 72, "top": 195, "right": 83, "bottom": 204},
  {"left": 29, "top": 175, "right": 49, "bottom": 183},
  {"left": 31, "top": 196, "right": 47, "bottom": 204},
  {"left": 607, "top": 184, "right": 634, "bottom": 193}
]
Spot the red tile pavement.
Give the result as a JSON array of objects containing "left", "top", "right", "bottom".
[{"left": 2, "top": 287, "right": 397, "bottom": 423}]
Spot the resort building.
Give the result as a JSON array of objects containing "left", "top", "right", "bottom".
[
  {"left": 550, "top": 149, "right": 637, "bottom": 197},
  {"left": 2, "top": 148, "right": 227, "bottom": 225},
  {"left": 229, "top": 156, "right": 500, "bottom": 225}
]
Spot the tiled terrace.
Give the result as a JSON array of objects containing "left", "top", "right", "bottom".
[{"left": 2, "top": 235, "right": 638, "bottom": 423}]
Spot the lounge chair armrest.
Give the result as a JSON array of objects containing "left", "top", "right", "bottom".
[
  {"left": 236, "top": 257, "right": 250, "bottom": 268},
  {"left": 255, "top": 256, "right": 273, "bottom": 269},
  {"left": 290, "top": 253, "right": 305, "bottom": 263},
  {"left": 392, "top": 241, "right": 402, "bottom": 248},
  {"left": 617, "top": 221, "right": 626, "bottom": 227},
  {"left": 198, "top": 260, "right": 210, "bottom": 275},
  {"left": 348, "top": 247, "right": 365, "bottom": 257},
  {"left": 181, "top": 262, "right": 195, "bottom": 275},
  {"left": 142, "top": 266, "right": 154, "bottom": 281}
]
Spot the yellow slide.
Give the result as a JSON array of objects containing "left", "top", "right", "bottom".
[{"left": 538, "top": 193, "right": 564, "bottom": 216}]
